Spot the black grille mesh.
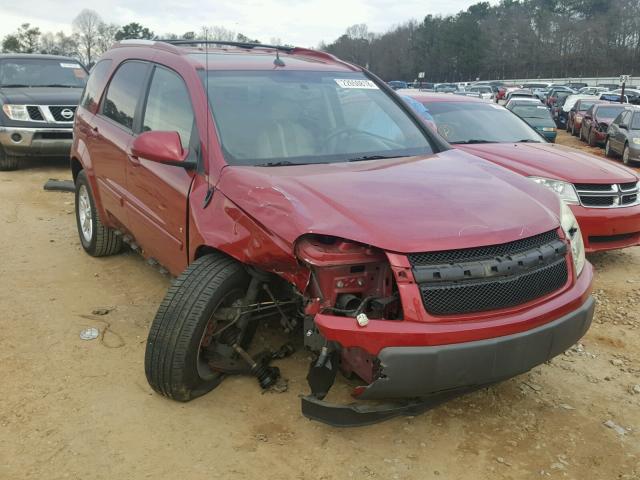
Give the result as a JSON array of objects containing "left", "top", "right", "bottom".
[
  {"left": 49, "top": 106, "right": 76, "bottom": 122},
  {"left": 620, "top": 182, "right": 638, "bottom": 191},
  {"left": 27, "top": 106, "right": 43, "bottom": 120},
  {"left": 581, "top": 196, "right": 615, "bottom": 207},
  {"left": 408, "top": 230, "right": 559, "bottom": 266},
  {"left": 420, "top": 259, "right": 568, "bottom": 315},
  {"left": 574, "top": 183, "right": 613, "bottom": 191}
]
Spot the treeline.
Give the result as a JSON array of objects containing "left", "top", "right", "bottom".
[
  {"left": 322, "top": 0, "right": 640, "bottom": 82},
  {"left": 0, "top": 9, "right": 270, "bottom": 65}
]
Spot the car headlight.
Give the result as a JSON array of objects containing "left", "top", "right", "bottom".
[
  {"left": 2, "top": 104, "right": 30, "bottom": 121},
  {"left": 632, "top": 138, "right": 640, "bottom": 145},
  {"left": 542, "top": 127, "right": 556, "bottom": 132},
  {"left": 529, "top": 177, "right": 580, "bottom": 205},
  {"left": 560, "top": 201, "right": 585, "bottom": 276}
]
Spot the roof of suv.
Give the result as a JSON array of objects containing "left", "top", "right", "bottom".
[{"left": 112, "top": 40, "right": 359, "bottom": 72}]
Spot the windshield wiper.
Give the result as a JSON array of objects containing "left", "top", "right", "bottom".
[
  {"left": 347, "top": 154, "right": 402, "bottom": 162},
  {"left": 0, "top": 84, "right": 30, "bottom": 88},
  {"left": 449, "top": 139, "right": 496, "bottom": 144},
  {"left": 515, "top": 139, "right": 542, "bottom": 143},
  {"left": 35, "top": 84, "right": 77, "bottom": 88},
  {"left": 256, "top": 160, "right": 305, "bottom": 167}
]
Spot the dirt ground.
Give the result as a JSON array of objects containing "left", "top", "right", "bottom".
[{"left": 1, "top": 136, "right": 639, "bottom": 480}]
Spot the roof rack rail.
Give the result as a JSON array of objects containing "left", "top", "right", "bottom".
[{"left": 155, "top": 39, "right": 295, "bottom": 53}]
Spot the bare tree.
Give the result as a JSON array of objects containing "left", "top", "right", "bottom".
[
  {"left": 201, "top": 26, "right": 236, "bottom": 41},
  {"left": 73, "top": 9, "right": 102, "bottom": 64},
  {"left": 96, "top": 23, "right": 119, "bottom": 54}
]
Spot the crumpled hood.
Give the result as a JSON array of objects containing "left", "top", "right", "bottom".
[
  {"left": 217, "top": 149, "right": 562, "bottom": 254},
  {"left": 0, "top": 87, "right": 83, "bottom": 105},
  {"left": 457, "top": 142, "right": 639, "bottom": 184}
]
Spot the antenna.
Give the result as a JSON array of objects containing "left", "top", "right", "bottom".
[
  {"left": 274, "top": 50, "right": 285, "bottom": 67},
  {"left": 202, "top": 29, "right": 214, "bottom": 208}
]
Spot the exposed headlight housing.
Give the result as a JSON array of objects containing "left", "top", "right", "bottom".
[
  {"left": 529, "top": 176, "right": 580, "bottom": 205},
  {"left": 2, "top": 104, "right": 29, "bottom": 121},
  {"left": 560, "top": 201, "right": 585, "bottom": 276},
  {"left": 632, "top": 138, "right": 640, "bottom": 145}
]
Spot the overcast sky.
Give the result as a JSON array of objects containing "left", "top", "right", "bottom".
[{"left": 0, "top": 0, "right": 492, "bottom": 47}]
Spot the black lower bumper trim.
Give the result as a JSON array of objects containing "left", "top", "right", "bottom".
[{"left": 359, "top": 296, "right": 595, "bottom": 400}]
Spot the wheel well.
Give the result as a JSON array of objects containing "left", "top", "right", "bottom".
[
  {"left": 71, "top": 157, "right": 83, "bottom": 183},
  {"left": 193, "top": 245, "right": 229, "bottom": 261}
]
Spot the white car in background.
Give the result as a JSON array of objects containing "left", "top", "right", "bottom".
[
  {"left": 578, "top": 86, "right": 608, "bottom": 95},
  {"left": 466, "top": 85, "right": 494, "bottom": 100}
]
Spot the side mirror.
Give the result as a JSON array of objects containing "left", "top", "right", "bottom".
[
  {"left": 131, "top": 131, "right": 193, "bottom": 167},
  {"left": 619, "top": 123, "right": 628, "bottom": 129}
]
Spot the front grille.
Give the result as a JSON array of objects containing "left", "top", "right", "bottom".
[
  {"left": 409, "top": 229, "right": 569, "bottom": 316},
  {"left": 574, "top": 182, "right": 639, "bottom": 208},
  {"left": 420, "top": 259, "right": 568, "bottom": 315},
  {"left": 34, "top": 132, "right": 73, "bottom": 140},
  {"left": 27, "top": 106, "right": 44, "bottom": 121},
  {"left": 589, "top": 233, "right": 638, "bottom": 244},
  {"left": 408, "top": 229, "right": 559, "bottom": 266},
  {"left": 48, "top": 106, "right": 76, "bottom": 122}
]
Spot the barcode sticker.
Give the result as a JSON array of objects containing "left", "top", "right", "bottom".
[
  {"left": 60, "top": 62, "right": 82, "bottom": 69},
  {"left": 335, "top": 79, "right": 379, "bottom": 89}
]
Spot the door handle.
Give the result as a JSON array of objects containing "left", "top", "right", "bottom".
[
  {"left": 88, "top": 126, "right": 99, "bottom": 138},
  {"left": 127, "top": 152, "right": 141, "bottom": 166}
]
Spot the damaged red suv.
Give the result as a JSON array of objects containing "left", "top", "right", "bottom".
[{"left": 71, "top": 40, "right": 594, "bottom": 426}]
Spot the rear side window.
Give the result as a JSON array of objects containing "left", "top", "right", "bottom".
[
  {"left": 80, "top": 60, "right": 112, "bottom": 110},
  {"left": 102, "top": 61, "right": 148, "bottom": 130},
  {"left": 142, "top": 67, "right": 194, "bottom": 149}
]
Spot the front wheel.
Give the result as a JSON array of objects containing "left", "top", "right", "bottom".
[
  {"left": 75, "top": 170, "right": 122, "bottom": 256},
  {"left": 0, "top": 147, "right": 18, "bottom": 171},
  {"left": 605, "top": 138, "right": 615, "bottom": 157},
  {"left": 588, "top": 129, "right": 596, "bottom": 147},
  {"left": 145, "top": 254, "right": 251, "bottom": 402},
  {"left": 623, "top": 144, "right": 632, "bottom": 165}
]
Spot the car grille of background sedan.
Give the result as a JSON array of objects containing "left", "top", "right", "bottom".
[
  {"left": 408, "top": 230, "right": 568, "bottom": 315},
  {"left": 48, "top": 106, "right": 77, "bottom": 122},
  {"left": 574, "top": 182, "right": 639, "bottom": 208},
  {"left": 27, "top": 106, "right": 44, "bottom": 121}
]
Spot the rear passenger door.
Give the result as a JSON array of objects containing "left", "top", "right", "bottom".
[
  {"left": 92, "top": 61, "right": 150, "bottom": 227},
  {"left": 124, "top": 65, "right": 196, "bottom": 275}
]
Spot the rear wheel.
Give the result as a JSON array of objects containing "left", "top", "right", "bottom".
[
  {"left": 75, "top": 170, "right": 122, "bottom": 256},
  {"left": 145, "top": 254, "right": 251, "bottom": 402},
  {"left": 0, "top": 147, "right": 18, "bottom": 171},
  {"left": 571, "top": 122, "right": 577, "bottom": 136},
  {"left": 588, "top": 129, "right": 596, "bottom": 147}
]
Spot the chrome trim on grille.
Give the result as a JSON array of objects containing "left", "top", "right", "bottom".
[
  {"left": 574, "top": 182, "right": 639, "bottom": 208},
  {"left": 25, "top": 105, "right": 76, "bottom": 124}
]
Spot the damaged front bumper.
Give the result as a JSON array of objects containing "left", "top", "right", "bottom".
[{"left": 303, "top": 295, "right": 594, "bottom": 426}]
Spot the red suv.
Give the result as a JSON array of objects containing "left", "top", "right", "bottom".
[{"left": 71, "top": 40, "right": 594, "bottom": 426}]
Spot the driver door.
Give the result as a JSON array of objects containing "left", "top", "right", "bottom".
[{"left": 124, "top": 65, "right": 197, "bottom": 275}]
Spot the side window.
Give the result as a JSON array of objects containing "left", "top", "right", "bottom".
[
  {"left": 142, "top": 67, "right": 195, "bottom": 149},
  {"left": 102, "top": 61, "right": 149, "bottom": 130},
  {"left": 80, "top": 60, "right": 112, "bottom": 110}
]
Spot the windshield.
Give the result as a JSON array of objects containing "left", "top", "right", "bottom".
[
  {"left": 0, "top": 58, "right": 87, "bottom": 87},
  {"left": 632, "top": 113, "right": 640, "bottom": 129},
  {"left": 512, "top": 105, "right": 552, "bottom": 120},
  {"left": 203, "top": 71, "right": 433, "bottom": 166},
  {"left": 578, "top": 101, "right": 596, "bottom": 112},
  {"left": 413, "top": 101, "right": 543, "bottom": 144},
  {"left": 597, "top": 106, "right": 628, "bottom": 120}
]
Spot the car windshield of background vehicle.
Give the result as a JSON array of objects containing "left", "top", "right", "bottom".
[
  {"left": 512, "top": 105, "right": 554, "bottom": 124},
  {"left": 598, "top": 106, "right": 628, "bottom": 120},
  {"left": 202, "top": 70, "right": 433, "bottom": 166},
  {"left": 579, "top": 101, "right": 596, "bottom": 111},
  {"left": 0, "top": 58, "right": 87, "bottom": 88},
  {"left": 631, "top": 114, "right": 640, "bottom": 129},
  {"left": 418, "top": 102, "right": 544, "bottom": 144}
]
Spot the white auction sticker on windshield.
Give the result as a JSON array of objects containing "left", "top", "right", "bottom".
[
  {"left": 335, "top": 79, "right": 379, "bottom": 89},
  {"left": 60, "top": 62, "right": 82, "bottom": 69}
]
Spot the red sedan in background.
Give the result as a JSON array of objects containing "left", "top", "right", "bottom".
[
  {"left": 400, "top": 92, "right": 640, "bottom": 252},
  {"left": 580, "top": 103, "right": 632, "bottom": 146}
]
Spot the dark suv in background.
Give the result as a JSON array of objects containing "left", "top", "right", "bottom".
[{"left": 0, "top": 54, "right": 87, "bottom": 170}]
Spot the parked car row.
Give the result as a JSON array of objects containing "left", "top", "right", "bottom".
[{"left": 1, "top": 45, "right": 638, "bottom": 427}]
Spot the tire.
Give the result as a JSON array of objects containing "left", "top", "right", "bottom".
[
  {"left": 579, "top": 127, "right": 584, "bottom": 141},
  {"left": 145, "top": 254, "right": 250, "bottom": 402},
  {"left": 604, "top": 138, "right": 615, "bottom": 158},
  {"left": 566, "top": 120, "right": 571, "bottom": 133},
  {"left": 571, "top": 123, "right": 577, "bottom": 137},
  {"left": 623, "top": 144, "right": 632, "bottom": 165},
  {"left": 75, "top": 170, "right": 122, "bottom": 256},
  {"left": 0, "top": 147, "right": 18, "bottom": 171},
  {"left": 588, "top": 129, "right": 596, "bottom": 147}
]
